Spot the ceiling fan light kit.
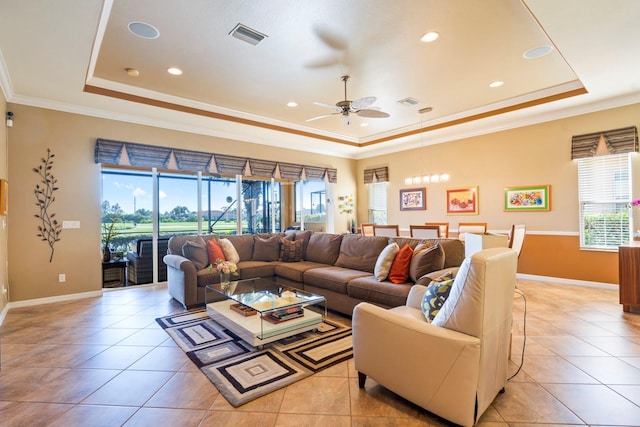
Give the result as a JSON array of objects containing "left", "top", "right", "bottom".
[{"left": 306, "top": 75, "right": 390, "bottom": 125}]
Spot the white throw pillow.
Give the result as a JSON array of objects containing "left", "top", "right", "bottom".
[
  {"left": 218, "top": 238, "right": 240, "bottom": 264},
  {"left": 374, "top": 242, "right": 400, "bottom": 281}
]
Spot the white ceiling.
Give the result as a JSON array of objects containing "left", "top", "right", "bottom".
[{"left": 1, "top": 0, "right": 639, "bottom": 159}]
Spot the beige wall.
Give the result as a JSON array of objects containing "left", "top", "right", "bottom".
[
  {"left": 358, "top": 103, "right": 640, "bottom": 285},
  {"left": 6, "top": 101, "right": 640, "bottom": 303},
  {"left": 6, "top": 104, "right": 355, "bottom": 302},
  {"left": 0, "top": 90, "right": 7, "bottom": 314}
]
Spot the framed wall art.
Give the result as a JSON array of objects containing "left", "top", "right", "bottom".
[
  {"left": 504, "top": 185, "right": 551, "bottom": 211},
  {"left": 446, "top": 186, "right": 478, "bottom": 215},
  {"left": 400, "top": 187, "right": 426, "bottom": 211}
]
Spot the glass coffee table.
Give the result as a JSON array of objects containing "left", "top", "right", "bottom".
[{"left": 205, "top": 277, "right": 326, "bottom": 347}]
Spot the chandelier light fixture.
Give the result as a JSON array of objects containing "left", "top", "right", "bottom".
[
  {"left": 404, "top": 107, "right": 449, "bottom": 185},
  {"left": 404, "top": 173, "right": 450, "bottom": 185}
]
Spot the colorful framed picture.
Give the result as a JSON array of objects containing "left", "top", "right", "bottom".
[
  {"left": 504, "top": 185, "right": 551, "bottom": 211},
  {"left": 446, "top": 187, "right": 478, "bottom": 215},
  {"left": 400, "top": 187, "right": 426, "bottom": 211}
]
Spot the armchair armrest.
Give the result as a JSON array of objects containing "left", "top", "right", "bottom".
[{"left": 406, "top": 284, "right": 427, "bottom": 309}]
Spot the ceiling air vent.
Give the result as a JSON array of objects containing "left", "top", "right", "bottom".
[
  {"left": 397, "top": 97, "right": 420, "bottom": 107},
  {"left": 229, "top": 23, "right": 267, "bottom": 46}
]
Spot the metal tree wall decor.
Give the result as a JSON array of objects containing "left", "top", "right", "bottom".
[{"left": 34, "top": 148, "right": 62, "bottom": 262}]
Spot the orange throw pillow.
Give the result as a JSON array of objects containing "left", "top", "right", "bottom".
[
  {"left": 207, "top": 239, "right": 226, "bottom": 266},
  {"left": 388, "top": 244, "right": 414, "bottom": 284}
]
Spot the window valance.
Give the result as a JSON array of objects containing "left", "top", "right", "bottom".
[
  {"left": 95, "top": 139, "right": 337, "bottom": 183},
  {"left": 364, "top": 166, "right": 389, "bottom": 183},
  {"left": 571, "top": 126, "right": 638, "bottom": 160}
]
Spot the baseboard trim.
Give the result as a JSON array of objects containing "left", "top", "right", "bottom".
[
  {"left": 0, "top": 303, "right": 9, "bottom": 324},
  {"left": 517, "top": 273, "right": 618, "bottom": 290},
  {"left": 3, "top": 290, "right": 103, "bottom": 311}
]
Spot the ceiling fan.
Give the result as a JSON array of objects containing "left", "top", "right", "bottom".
[{"left": 306, "top": 75, "right": 390, "bottom": 125}]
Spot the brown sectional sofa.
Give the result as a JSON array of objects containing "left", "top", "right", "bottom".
[{"left": 163, "top": 231, "right": 465, "bottom": 316}]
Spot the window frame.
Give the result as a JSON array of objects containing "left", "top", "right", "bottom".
[{"left": 577, "top": 152, "right": 633, "bottom": 251}]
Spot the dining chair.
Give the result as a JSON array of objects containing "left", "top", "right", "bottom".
[
  {"left": 508, "top": 224, "right": 526, "bottom": 257},
  {"left": 360, "top": 223, "right": 375, "bottom": 236},
  {"left": 425, "top": 222, "right": 449, "bottom": 238},
  {"left": 373, "top": 224, "right": 400, "bottom": 237},
  {"left": 457, "top": 222, "right": 487, "bottom": 241},
  {"left": 409, "top": 225, "right": 440, "bottom": 238}
]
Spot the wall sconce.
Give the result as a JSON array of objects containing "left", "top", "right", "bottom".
[
  {"left": 404, "top": 173, "right": 449, "bottom": 185},
  {"left": 5, "top": 111, "right": 13, "bottom": 128}
]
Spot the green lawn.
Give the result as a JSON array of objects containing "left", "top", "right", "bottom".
[{"left": 106, "top": 221, "right": 240, "bottom": 237}]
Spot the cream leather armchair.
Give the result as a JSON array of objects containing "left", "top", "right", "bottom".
[{"left": 352, "top": 247, "right": 517, "bottom": 427}]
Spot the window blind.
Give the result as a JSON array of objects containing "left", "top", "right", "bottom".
[
  {"left": 368, "top": 182, "right": 387, "bottom": 224},
  {"left": 577, "top": 152, "right": 632, "bottom": 249}
]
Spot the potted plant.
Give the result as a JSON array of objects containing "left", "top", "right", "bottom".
[{"left": 101, "top": 216, "right": 120, "bottom": 262}]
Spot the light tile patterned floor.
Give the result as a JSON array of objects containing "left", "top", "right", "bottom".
[{"left": 1, "top": 279, "right": 640, "bottom": 426}]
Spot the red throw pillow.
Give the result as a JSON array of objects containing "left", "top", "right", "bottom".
[
  {"left": 388, "top": 244, "right": 414, "bottom": 284},
  {"left": 207, "top": 239, "right": 226, "bottom": 266}
]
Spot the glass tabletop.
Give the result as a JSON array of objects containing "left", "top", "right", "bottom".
[{"left": 206, "top": 277, "right": 325, "bottom": 314}]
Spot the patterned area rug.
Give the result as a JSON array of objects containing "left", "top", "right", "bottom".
[{"left": 156, "top": 309, "right": 353, "bottom": 407}]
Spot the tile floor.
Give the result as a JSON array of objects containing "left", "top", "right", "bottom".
[{"left": 1, "top": 279, "right": 640, "bottom": 426}]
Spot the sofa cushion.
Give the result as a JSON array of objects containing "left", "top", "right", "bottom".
[
  {"left": 275, "top": 261, "right": 328, "bottom": 283},
  {"left": 253, "top": 235, "right": 280, "bottom": 261},
  {"left": 279, "top": 238, "right": 303, "bottom": 262},
  {"left": 218, "top": 238, "right": 240, "bottom": 264},
  {"left": 421, "top": 271, "right": 455, "bottom": 322},
  {"left": 236, "top": 260, "right": 278, "bottom": 280},
  {"left": 288, "top": 230, "right": 312, "bottom": 259},
  {"left": 196, "top": 267, "right": 219, "bottom": 288},
  {"left": 388, "top": 244, "right": 414, "bottom": 284},
  {"left": 303, "top": 266, "right": 371, "bottom": 295},
  {"left": 305, "top": 233, "right": 343, "bottom": 265},
  {"left": 374, "top": 242, "right": 399, "bottom": 281},
  {"left": 409, "top": 243, "right": 445, "bottom": 283},
  {"left": 207, "top": 239, "right": 226, "bottom": 265},
  {"left": 181, "top": 237, "right": 208, "bottom": 270},
  {"left": 225, "top": 235, "right": 255, "bottom": 261},
  {"left": 389, "top": 237, "right": 465, "bottom": 269},
  {"left": 335, "top": 234, "right": 390, "bottom": 273},
  {"left": 348, "top": 276, "right": 413, "bottom": 308},
  {"left": 417, "top": 267, "right": 460, "bottom": 286}
]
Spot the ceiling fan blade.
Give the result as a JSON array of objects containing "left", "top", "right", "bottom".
[
  {"left": 356, "top": 109, "right": 390, "bottom": 118},
  {"left": 350, "top": 96, "right": 376, "bottom": 111},
  {"left": 304, "top": 55, "right": 341, "bottom": 69},
  {"left": 314, "top": 26, "right": 349, "bottom": 51},
  {"left": 305, "top": 113, "right": 339, "bottom": 122},
  {"left": 312, "top": 101, "right": 341, "bottom": 111}
]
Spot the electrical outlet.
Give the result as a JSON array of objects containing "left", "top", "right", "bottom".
[
  {"left": 58, "top": 274, "right": 66, "bottom": 283},
  {"left": 2, "top": 287, "right": 7, "bottom": 296}
]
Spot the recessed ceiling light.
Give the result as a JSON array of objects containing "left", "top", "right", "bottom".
[
  {"left": 360, "top": 123, "right": 369, "bottom": 127},
  {"left": 128, "top": 21, "right": 159, "bottom": 39},
  {"left": 287, "top": 101, "right": 297, "bottom": 107},
  {"left": 125, "top": 68, "right": 140, "bottom": 77},
  {"left": 167, "top": 67, "right": 183, "bottom": 75},
  {"left": 523, "top": 45, "right": 553, "bottom": 59},
  {"left": 420, "top": 31, "right": 439, "bottom": 43},
  {"left": 489, "top": 81, "right": 504, "bottom": 88}
]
